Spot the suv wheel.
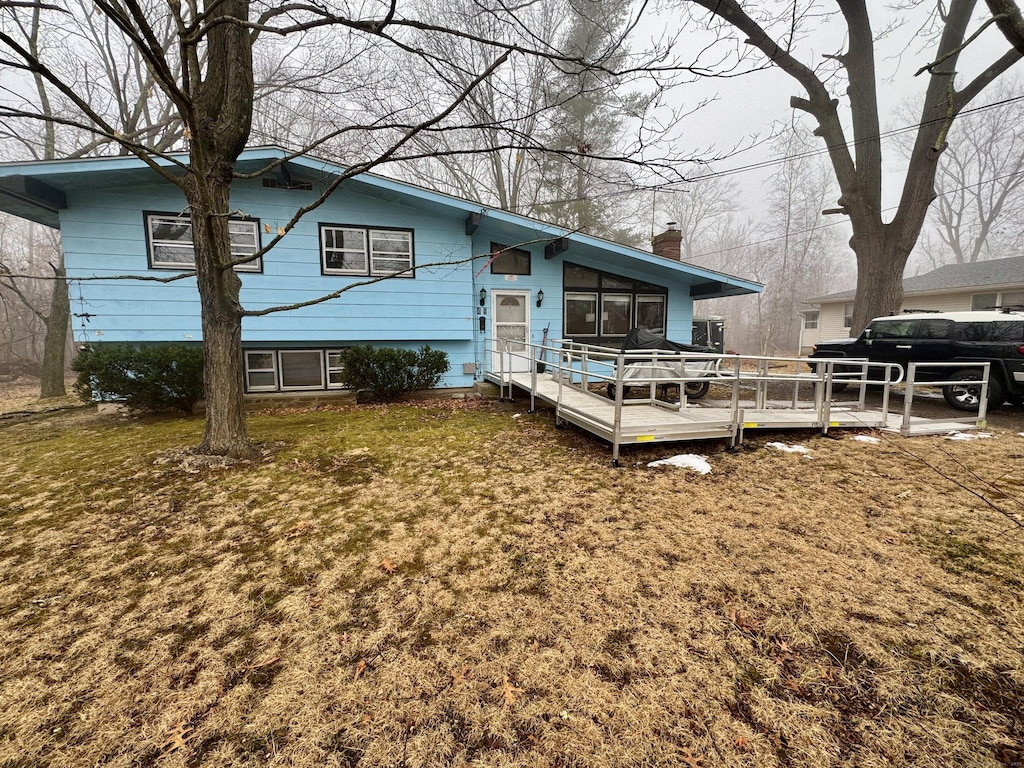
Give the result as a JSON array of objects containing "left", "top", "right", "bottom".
[{"left": 942, "top": 369, "right": 1005, "bottom": 411}]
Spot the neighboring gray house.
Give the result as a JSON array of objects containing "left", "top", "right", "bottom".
[{"left": 798, "top": 256, "right": 1024, "bottom": 354}]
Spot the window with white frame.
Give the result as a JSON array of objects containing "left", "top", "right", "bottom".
[
  {"left": 636, "top": 295, "right": 666, "bottom": 334},
  {"left": 326, "top": 350, "right": 346, "bottom": 388},
  {"left": 244, "top": 349, "right": 352, "bottom": 392},
  {"left": 244, "top": 351, "right": 277, "bottom": 391},
  {"left": 321, "top": 227, "right": 367, "bottom": 274},
  {"left": 320, "top": 224, "right": 413, "bottom": 277},
  {"left": 803, "top": 311, "right": 819, "bottom": 330},
  {"left": 146, "top": 212, "right": 261, "bottom": 271},
  {"left": 973, "top": 290, "right": 1024, "bottom": 310},
  {"left": 279, "top": 350, "right": 325, "bottom": 390},
  {"left": 842, "top": 303, "right": 854, "bottom": 328}
]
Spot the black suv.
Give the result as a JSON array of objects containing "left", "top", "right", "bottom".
[{"left": 809, "top": 311, "right": 1024, "bottom": 410}]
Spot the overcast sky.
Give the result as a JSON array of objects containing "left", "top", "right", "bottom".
[{"left": 637, "top": 3, "right": 1017, "bottom": 221}]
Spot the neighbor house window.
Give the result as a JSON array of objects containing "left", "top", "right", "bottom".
[
  {"left": 320, "top": 224, "right": 413, "bottom": 277},
  {"left": 563, "top": 262, "right": 667, "bottom": 343},
  {"left": 489, "top": 242, "right": 531, "bottom": 275},
  {"left": 974, "top": 290, "right": 1024, "bottom": 310},
  {"left": 842, "top": 303, "right": 853, "bottom": 328},
  {"left": 803, "top": 311, "right": 819, "bottom": 330},
  {"left": 321, "top": 227, "right": 367, "bottom": 274},
  {"left": 146, "top": 212, "right": 261, "bottom": 271}
]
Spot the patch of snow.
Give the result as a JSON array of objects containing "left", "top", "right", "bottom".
[
  {"left": 944, "top": 431, "right": 993, "bottom": 441},
  {"left": 851, "top": 435, "right": 881, "bottom": 444},
  {"left": 766, "top": 442, "right": 812, "bottom": 455},
  {"left": 647, "top": 454, "right": 712, "bottom": 474}
]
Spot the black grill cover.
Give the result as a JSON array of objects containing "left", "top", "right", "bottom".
[{"left": 619, "top": 327, "right": 715, "bottom": 355}]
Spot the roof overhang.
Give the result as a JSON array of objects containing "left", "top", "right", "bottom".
[{"left": 0, "top": 146, "right": 763, "bottom": 299}]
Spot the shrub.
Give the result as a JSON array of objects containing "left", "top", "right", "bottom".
[
  {"left": 337, "top": 345, "right": 449, "bottom": 401},
  {"left": 72, "top": 344, "right": 205, "bottom": 414}
]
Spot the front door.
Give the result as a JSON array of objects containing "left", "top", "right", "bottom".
[{"left": 492, "top": 290, "right": 531, "bottom": 374}]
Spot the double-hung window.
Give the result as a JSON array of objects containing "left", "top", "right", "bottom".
[
  {"left": 146, "top": 212, "right": 261, "bottom": 271},
  {"left": 320, "top": 224, "right": 414, "bottom": 277}
]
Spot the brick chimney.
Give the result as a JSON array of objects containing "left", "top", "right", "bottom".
[{"left": 652, "top": 223, "right": 682, "bottom": 261}]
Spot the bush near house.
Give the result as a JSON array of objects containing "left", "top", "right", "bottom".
[
  {"left": 72, "top": 343, "right": 204, "bottom": 414},
  {"left": 337, "top": 344, "right": 449, "bottom": 401}
]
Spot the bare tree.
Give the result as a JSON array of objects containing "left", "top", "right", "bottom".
[
  {"left": 680, "top": 1, "right": 1023, "bottom": 333},
  {"left": 907, "top": 77, "right": 1024, "bottom": 264},
  {"left": 656, "top": 174, "right": 742, "bottom": 264}
]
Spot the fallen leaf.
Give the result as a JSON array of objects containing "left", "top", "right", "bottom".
[
  {"left": 735, "top": 736, "right": 748, "bottom": 749},
  {"left": 379, "top": 557, "right": 397, "bottom": 574},
  {"left": 772, "top": 641, "right": 796, "bottom": 664},
  {"left": 451, "top": 666, "right": 471, "bottom": 685},
  {"left": 681, "top": 747, "right": 703, "bottom": 767},
  {"left": 284, "top": 520, "right": 315, "bottom": 539},
  {"left": 159, "top": 720, "right": 193, "bottom": 755},
  {"left": 354, "top": 659, "right": 368, "bottom": 681},
  {"left": 501, "top": 675, "right": 522, "bottom": 708},
  {"left": 726, "top": 608, "right": 762, "bottom": 635}
]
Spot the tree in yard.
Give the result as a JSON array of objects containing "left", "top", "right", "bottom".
[
  {"left": 681, "top": 1, "right": 1023, "bottom": 332},
  {"left": 0, "top": 0, "right": 687, "bottom": 457},
  {"left": 532, "top": 0, "right": 654, "bottom": 242}
]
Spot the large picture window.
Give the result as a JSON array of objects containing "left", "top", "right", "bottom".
[
  {"left": 563, "top": 263, "right": 667, "bottom": 343},
  {"left": 320, "top": 224, "right": 414, "bottom": 277},
  {"left": 146, "top": 212, "right": 261, "bottom": 271}
]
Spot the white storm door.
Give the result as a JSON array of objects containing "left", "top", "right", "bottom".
[{"left": 492, "top": 291, "right": 531, "bottom": 373}]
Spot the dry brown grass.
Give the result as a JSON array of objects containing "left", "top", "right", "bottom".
[{"left": 1, "top": 390, "right": 1023, "bottom": 767}]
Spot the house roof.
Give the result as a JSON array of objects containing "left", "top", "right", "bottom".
[
  {"left": 0, "top": 146, "right": 762, "bottom": 300},
  {"left": 807, "top": 255, "right": 1024, "bottom": 304}
]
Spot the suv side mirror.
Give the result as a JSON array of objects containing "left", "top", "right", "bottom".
[{"left": 862, "top": 327, "right": 873, "bottom": 342}]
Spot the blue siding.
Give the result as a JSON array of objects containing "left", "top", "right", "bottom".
[{"left": 64, "top": 180, "right": 476, "bottom": 349}]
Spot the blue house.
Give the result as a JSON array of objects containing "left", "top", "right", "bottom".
[{"left": 0, "top": 147, "right": 761, "bottom": 393}]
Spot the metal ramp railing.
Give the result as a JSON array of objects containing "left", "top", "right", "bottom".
[{"left": 484, "top": 338, "right": 925, "bottom": 465}]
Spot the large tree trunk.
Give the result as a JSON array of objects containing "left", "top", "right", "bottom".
[
  {"left": 184, "top": 170, "right": 252, "bottom": 458},
  {"left": 850, "top": 239, "right": 910, "bottom": 330},
  {"left": 182, "top": 0, "right": 255, "bottom": 457},
  {"left": 39, "top": 259, "right": 69, "bottom": 398}
]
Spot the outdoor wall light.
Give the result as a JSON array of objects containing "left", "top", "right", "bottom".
[
  {"left": 479, "top": 288, "right": 486, "bottom": 306},
  {"left": 536, "top": 289, "right": 544, "bottom": 308}
]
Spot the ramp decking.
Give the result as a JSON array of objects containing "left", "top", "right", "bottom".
[{"left": 485, "top": 341, "right": 986, "bottom": 464}]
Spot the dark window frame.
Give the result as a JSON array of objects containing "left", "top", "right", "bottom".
[
  {"left": 562, "top": 262, "right": 668, "bottom": 343},
  {"left": 489, "top": 242, "right": 532, "bottom": 275},
  {"left": 319, "top": 223, "right": 415, "bottom": 278},
  {"left": 144, "top": 210, "right": 263, "bottom": 272}
]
